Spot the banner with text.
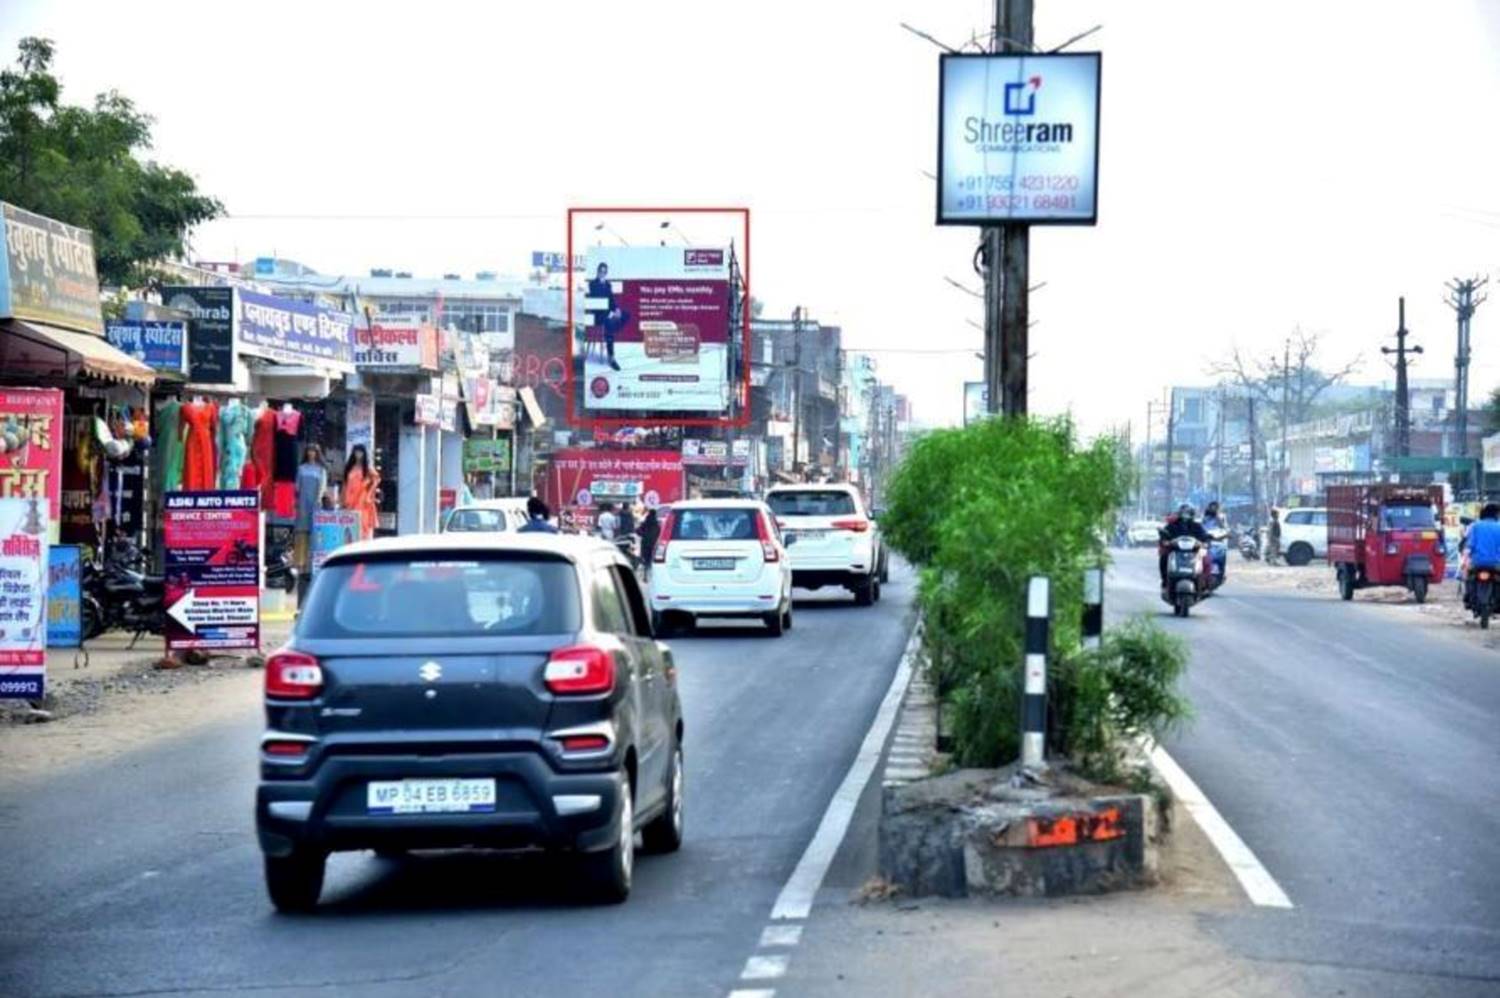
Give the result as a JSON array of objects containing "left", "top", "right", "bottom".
[
  {"left": 0, "top": 202, "right": 104, "bottom": 335},
  {"left": 236, "top": 290, "right": 356, "bottom": 372},
  {"left": 544, "top": 448, "right": 684, "bottom": 514},
  {"left": 0, "top": 497, "right": 48, "bottom": 699},
  {"left": 163, "top": 490, "right": 260, "bottom": 651},
  {"left": 0, "top": 388, "right": 64, "bottom": 544}
]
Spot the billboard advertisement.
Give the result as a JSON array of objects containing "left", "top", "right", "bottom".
[
  {"left": 0, "top": 388, "right": 64, "bottom": 544},
  {"left": 963, "top": 381, "right": 989, "bottom": 425},
  {"left": 938, "top": 53, "right": 1101, "bottom": 225},
  {"left": 0, "top": 498, "right": 48, "bottom": 699},
  {"left": 162, "top": 490, "right": 260, "bottom": 651},
  {"left": 543, "top": 448, "right": 684, "bottom": 517},
  {"left": 0, "top": 202, "right": 104, "bottom": 335},
  {"left": 105, "top": 320, "right": 187, "bottom": 375},
  {"left": 580, "top": 246, "right": 731, "bottom": 413}
]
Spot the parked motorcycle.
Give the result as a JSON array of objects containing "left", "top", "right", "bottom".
[
  {"left": 1237, "top": 527, "right": 1262, "bottom": 561},
  {"left": 264, "top": 545, "right": 299, "bottom": 594},
  {"left": 81, "top": 540, "right": 166, "bottom": 642},
  {"left": 1160, "top": 533, "right": 1213, "bottom": 617},
  {"left": 1466, "top": 566, "right": 1500, "bottom": 630}
]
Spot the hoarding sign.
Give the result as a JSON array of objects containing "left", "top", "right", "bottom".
[
  {"left": 963, "top": 381, "right": 989, "bottom": 425},
  {"left": 311, "top": 510, "right": 361, "bottom": 573},
  {"left": 0, "top": 202, "right": 104, "bottom": 335},
  {"left": 105, "top": 320, "right": 188, "bottom": 374},
  {"left": 0, "top": 498, "right": 48, "bottom": 698},
  {"left": 46, "top": 543, "right": 81, "bottom": 648},
  {"left": 938, "top": 53, "right": 1101, "bottom": 225},
  {"left": 531, "top": 251, "right": 585, "bottom": 273},
  {"left": 414, "top": 394, "right": 440, "bottom": 427},
  {"left": 682, "top": 438, "right": 751, "bottom": 465},
  {"left": 581, "top": 246, "right": 731, "bottom": 412},
  {"left": 162, "top": 490, "right": 260, "bottom": 651},
  {"left": 355, "top": 319, "right": 438, "bottom": 370},
  {"left": 544, "top": 448, "right": 684, "bottom": 513},
  {"left": 161, "top": 285, "right": 235, "bottom": 384},
  {"left": 237, "top": 290, "right": 356, "bottom": 372},
  {"left": 0, "top": 388, "right": 64, "bottom": 544},
  {"left": 463, "top": 437, "right": 511, "bottom": 473},
  {"left": 514, "top": 314, "right": 569, "bottom": 422}
]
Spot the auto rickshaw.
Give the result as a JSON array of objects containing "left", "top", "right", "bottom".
[{"left": 1327, "top": 484, "right": 1446, "bottom": 603}]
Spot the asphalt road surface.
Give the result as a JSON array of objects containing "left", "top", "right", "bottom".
[
  {"left": 1112, "top": 548, "right": 1500, "bottom": 994},
  {"left": 0, "top": 568, "right": 916, "bottom": 998}
]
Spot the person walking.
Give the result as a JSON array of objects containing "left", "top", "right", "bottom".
[
  {"left": 1266, "top": 508, "right": 1282, "bottom": 565},
  {"left": 638, "top": 507, "right": 661, "bottom": 579}
]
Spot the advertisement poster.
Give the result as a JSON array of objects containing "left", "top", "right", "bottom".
[
  {"left": 104, "top": 320, "right": 188, "bottom": 374},
  {"left": 46, "top": 544, "right": 81, "bottom": 648},
  {"left": 0, "top": 497, "right": 49, "bottom": 699},
  {"left": 938, "top": 53, "right": 1101, "bottom": 224},
  {"left": 682, "top": 438, "right": 750, "bottom": 465},
  {"left": 163, "top": 490, "right": 260, "bottom": 651},
  {"left": 544, "top": 448, "right": 684, "bottom": 515},
  {"left": 963, "top": 381, "right": 989, "bottom": 425},
  {"left": 0, "top": 202, "right": 104, "bottom": 335},
  {"left": 514, "top": 314, "right": 569, "bottom": 423},
  {"left": 311, "top": 510, "right": 361, "bottom": 573},
  {"left": 161, "top": 285, "right": 236, "bottom": 384},
  {"left": 237, "top": 290, "right": 356, "bottom": 372},
  {"left": 346, "top": 392, "right": 374, "bottom": 458},
  {"left": 463, "top": 438, "right": 511, "bottom": 474},
  {"left": 581, "top": 246, "right": 731, "bottom": 412},
  {"left": 0, "top": 387, "right": 64, "bottom": 544}
]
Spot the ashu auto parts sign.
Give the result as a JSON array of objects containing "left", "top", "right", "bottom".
[{"left": 938, "top": 52, "right": 1101, "bottom": 224}]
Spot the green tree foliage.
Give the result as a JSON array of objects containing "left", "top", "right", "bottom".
[
  {"left": 0, "top": 37, "right": 222, "bottom": 287},
  {"left": 884, "top": 416, "right": 1188, "bottom": 769},
  {"left": 1485, "top": 385, "right": 1500, "bottom": 434}
]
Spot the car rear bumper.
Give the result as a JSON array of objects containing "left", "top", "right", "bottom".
[
  {"left": 650, "top": 589, "right": 781, "bottom": 617},
  {"left": 255, "top": 750, "right": 624, "bottom": 857},
  {"left": 791, "top": 568, "right": 869, "bottom": 589}
]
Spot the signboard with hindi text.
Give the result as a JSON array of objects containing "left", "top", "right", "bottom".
[
  {"left": 0, "top": 202, "right": 104, "bottom": 335},
  {"left": 163, "top": 490, "right": 260, "bottom": 651},
  {"left": 0, "top": 497, "right": 49, "bottom": 699},
  {"left": 0, "top": 388, "right": 64, "bottom": 544}
]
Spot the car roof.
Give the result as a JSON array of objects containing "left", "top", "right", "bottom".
[
  {"left": 451, "top": 498, "right": 529, "bottom": 510},
  {"left": 323, "top": 531, "right": 617, "bottom": 567},
  {"left": 765, "top": 482, "right": 859, "bottom": 495},
  {"left": 666, "top": 498, "right": 769, "bottom": 510}
]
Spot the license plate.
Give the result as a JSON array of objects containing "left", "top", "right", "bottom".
[
  {"left": 367, "top": 778, "right": 497, "bottom": 815},
  {"left": 693, "top": 558, "right": 735, "bottom": 571}
]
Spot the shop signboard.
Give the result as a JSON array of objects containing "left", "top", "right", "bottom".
[
  {"left": 310, "top": 510, "right": 361, "bottom": 573},
  {"left": 681, "top": 438, "right": 751, "bottom": 465},
  {"left": 46, "top": 544, "right": 81, "bottom": 648},
  {"left": 439, "top": 488, "right": 457, "bottom": 518},
  {"left": 104, "top": 320, "right": 188, "bottom": 374},
  {"left": 531, "top": 251, "right": 585, "bottom": 273},
  {"left": 544, "top": 448, "right": 684, "bottom": 513},
  {"left": 937, "top": 53, "right": 1102, "bottom": 225},
  {"left": 236, "top": 290, "right": 356, "bottom": 372},
  {"left": 0, "top": 388, "right": 64, "bottom": 544},
  {"left": 160, "top": 285, "right": 235, "bottom": 384},
  {"left": 0, "top": 202, "right": 104, "bottom": 335},
  {"left": 414, "top": 394, "right": 440, "bottom": 427},
  {"left": 463, "top": 438, "right": 512, "bottom": 473},
  {"left": 439, "top": 396, "right": 458, "bottom": 433},
  {"left": 0, "top": 497, "right": 49, "bottom": 699},
  {"left": 162, "top": 490, "right": 260, "bottom": 651},
  {"left": 354, "top": 319, "right": 439, "bottom": 370},
  {"left": 580, "top": 246, "right": 731, "bottom": 413}
]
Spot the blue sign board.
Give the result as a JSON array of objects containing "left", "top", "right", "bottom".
[
  {"left": 46, "top": 544, "right": 81, "bottom": 648},
  {"left": 235, "top": 290, "right": 356, "bottom": 371},
  {"left": 105, "top": 320, "right": 187, "bottom": 374}
]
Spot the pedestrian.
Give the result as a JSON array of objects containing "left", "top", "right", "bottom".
[
  {"left": 1266, "top": 508, "right": 1282, "bottom": 565},
  {"left": 293, "top": 444, "right": 327, "bottom": 578},
  {"left": 596, "top": 502, "right": 619, "bottom": 541},
  {"left": 518, "top": 496, "right": 558, "bottom": 534},
  {"left": 342, "top": 444, "right": 379, "bottom": 541},
  {"left": 638, "top": 506, "right": 661, "bottom": 578},
  {"left": 618, "top": 501, "right": 637, "bottom": 539}
]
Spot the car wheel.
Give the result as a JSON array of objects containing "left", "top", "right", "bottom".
[
  {"left": 1410, "top": 575, "right": 1429, "bottom": 604},
  {"left": 651, "top": 610, "right": 671, "bottom": 638},
  {"left": 782, "top": 601, "right": 793, "bottom": 632},
  {"left": 763, "top": 606, "right": 785, "bottom": 637},
  {"left": 641, "top": 745, "right": 684, "bottom": 854},
  {"left": 879, "top": 553, "right": 890, "bottom": 584},
  {"left": 872, "top": 575, "right": 882, "bottom": 603},
  {"left": 1285, "top": 542, "right": 1313, "bottom": 567},
  {"left": 581, "top": 778, "right": 633, "bottom": 904},
  {"left": 264, "top": 849, "right": 326, "bottom": 913},
  {"left": 855, "top": 575, "right": 876, "bottom": 606}
]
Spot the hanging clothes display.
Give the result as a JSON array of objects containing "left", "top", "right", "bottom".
[
  {"left": 273, "top": 405, "right": 302, "bottom": 519},
  {"left": 153, "top": 398, "right": 184, "bottom": 494},
  {"left": 217, "top": 397, "right": 252, "bottom": 490},
  {"left": 251, "top": 402, "right": 276, "bottom": 511},
  {"left": 180, "top": 398, "right": 219, "bottom": 491}
]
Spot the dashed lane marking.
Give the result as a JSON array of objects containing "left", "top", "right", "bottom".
[{"left": 740, "top": 954, "right": 790, "bottom": 981}]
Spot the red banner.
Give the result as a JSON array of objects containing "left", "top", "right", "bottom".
[
  {"left": 0, "top": 388, "right": 64, "bottom": 543},
  {"left": 542, "top": 448, "right": 684, "bottom": 521}
]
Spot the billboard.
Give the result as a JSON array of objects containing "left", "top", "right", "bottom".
[
  {"left": 0, "top": 388, "right": 64, "bottom": 544},
  {"left": 0, "top": 202, "right": 104, "bottom": 335},
  {"left": 160, "top": 285, "right": 235, "bottom": 384},
  {"left": 0, "top": 498, "right": 48, "bottom": 699},
  {"left": 963, "top": 381, "right": 989, "bottom": 425},
  {"left": 938, "top": 53, "right": 1101, "bottom": 225},
  {"left": 163, "top": 490, "right": 261, "bottom": 651},
  {"left": 542, "top": 448, "right": 684, "bottom": 515},
  {"left": 579, "top": 246, "right": 731, "bottom": 413}
]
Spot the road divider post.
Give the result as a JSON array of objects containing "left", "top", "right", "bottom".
[
  {"left": 1022, "top": 575, "right": 1049, "bottom": 768},
  {"left": 1083, "top": 566, "right": 1104, "bottom": 651}
]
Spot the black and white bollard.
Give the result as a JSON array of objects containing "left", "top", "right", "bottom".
[
  {"left": 1083, "top": 566, "right": 1105, "bottom": 651},
  {"left": 1022, "top": 575, "right": 1050, "bottom": 768}
]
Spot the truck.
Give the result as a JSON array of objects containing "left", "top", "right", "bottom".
[{"left": 1327, "top": 484, "right": 1447, "bottom": 603}]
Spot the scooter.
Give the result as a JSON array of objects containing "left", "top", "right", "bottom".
[
  {"left": 1237, "top": 527, "right": 1262, "bottom": 561},
  {"left": 1160, "top": 533, "right": 1212, "bottom": 617},
  {"left": 1207, "top": 528, "right": 1229, "bottom": 590},
  {"left": 82, "top": 545, "right": 166, "bottom": 643},
  {"left": 264, "top": 546, "right": 299, "bottom": 594}
]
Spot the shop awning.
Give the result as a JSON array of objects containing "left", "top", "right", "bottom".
[
  {"left": 4, "top": 320, "right": 156, "bottom": 388},
  {"left": 519, "top": 386, "right": 547, "bottom": 429}
]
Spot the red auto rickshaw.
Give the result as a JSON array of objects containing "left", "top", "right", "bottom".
[{"left": 1327, "top": 484, "right": 1446, "bottom": 603}]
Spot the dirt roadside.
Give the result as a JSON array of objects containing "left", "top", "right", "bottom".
[{"left": 0, "top": 622, "right": 291, "bottom": 791}]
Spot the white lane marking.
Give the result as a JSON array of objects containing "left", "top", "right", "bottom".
[
  {"left": 741, "top": 954, "right": 790, "bottom": 980},
  {"left": 759, "top": 924, "right": 803, "bottom": 948},
  {"left": 729, "top": 991, "right": 776, "bottom": 998},
  {"left": 770, "top": 626, "right": 918, "bottom": 921},
  {"left": 1146, "top": 740, "right": 1293, "bottom": 909}
]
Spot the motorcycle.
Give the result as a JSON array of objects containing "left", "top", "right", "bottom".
[
  {"left": 1237, "top": 527, "right": 1261, "bottom": 561},
  {"left": 264, "top": 545, "right": 299, "bottom": 594},
  {"left": 81, "top": 541, "right": 167, "bottom": 643},
  {"left": 1207, "top": 528, "right": 1229, "bottom": 589},
  {"left": 1466, "top": 566, "right": 1500, "bottom": 630},
  {"left": 1160, "top": 533, "right": 1213, "bottom": 617}
]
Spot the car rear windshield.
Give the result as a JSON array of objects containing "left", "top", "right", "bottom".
[
  {"left": 767, "top": 491, "right": 856, "bottom": 517},
  {"left": 445, "top": 508, "right": 508, "bottom": 532},
  {"left": 299, "top": 557, "right": 580, "bottom": 638},
  {"left": 1383, "top": 505, "right": 1436, "bottom": 529},
  {"left": 673, "top": 508, "right": 760, "bottom": 541}
]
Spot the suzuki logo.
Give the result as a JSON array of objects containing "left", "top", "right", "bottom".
[{"left": 419, "top": 662, "right": 442, "bottom": 682}]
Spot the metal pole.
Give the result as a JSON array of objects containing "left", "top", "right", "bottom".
[
  {"left": 1280, "top": 339, "right": 1290, "bottom": 502},
  {"left": 994, "top": 0, "right": 1033, "bottom": 417},
  {"left": 1021, "top": 575, "right": 1050, "bottom": 768},
  {"left": 1163, "top": 389, "right": 1176, "bottom": 510},
  {"left": 1082, "top": 567, "right": 1104, "bottom": 652},
  {"left": 417, "top": 424, "right": 427, "bottom": 534}
]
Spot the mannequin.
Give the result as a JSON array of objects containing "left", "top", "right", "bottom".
[
  {"left": 217, "top": 397, "right": 252, "bottom": 489},
  {"left": 251, "top": 399, "right": 276, "bottom": 511},
  {"left": 154, "top": 396, "right": 184, "bottom": 493},
  {"left": 273, "top": 402, "right": 302, "bottom": 518},
  {"left": 179, "top": 395, "right": 218, "bottom": 491}
]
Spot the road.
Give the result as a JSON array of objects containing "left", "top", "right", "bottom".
[
  {"left": 1112, "top": 548, "right": 1500, "bottom": 993},
  {"left": 0, "top": 569, "right": 916, "bottom": 998}
]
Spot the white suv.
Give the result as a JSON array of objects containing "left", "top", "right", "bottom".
[
  {"left": 1278, "top": 507, "right": 1328, "bottom": 566},
  {"left": 647, "top": 500, "right": 794, "bottom": 636},
  {"left": 765, "top": 484, "right": 882, "bottom": 605}
]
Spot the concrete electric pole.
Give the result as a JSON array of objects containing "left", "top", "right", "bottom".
[
  {"left": 1381, "top": 296, "right": 1422, "bottom": 460},
  {"left": 1444, "top": 277, "right": 1487, "bottom": 457}
]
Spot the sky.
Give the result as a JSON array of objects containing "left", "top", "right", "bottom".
[{"left": 4, "top": 0, "right": 1499, "bottom": 440}]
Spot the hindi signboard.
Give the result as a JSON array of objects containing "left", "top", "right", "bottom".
[
  {"left": 0, "top": 202, "right": 104, "bottom": 335},
  {"left": 463, "top": 437, "right": 512, "bottom": 474},
  {"left": 104, "top": 320, "right": 188, "bottom": 375},
  {"left": 311, "top": 510, "right": 361, "bottom": 574},
  {"left": 0, "top": 388, "right": 64, "bottom": 544},
  {"left": 236, "top": 290, "right": 356, "bottom": 372},
  {"left": 46, "top": 544, "right": 81, "bottom": 648},
  {"left": 0, "top": 497, "right": 48, "bottom": 699},
  {"left": 163, "top": 490, "right": 260, "bottom": 651}
]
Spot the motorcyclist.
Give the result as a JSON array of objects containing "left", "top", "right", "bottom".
[
  {"left": 1202, "top": 501, "right": 1229, "bottom": 581},
  {"left": 1160, "top": 503, "right": 1211, "bottom": 592},
  {"left": 1462, "top": 502, "right": 1500, "bottom": 607}
]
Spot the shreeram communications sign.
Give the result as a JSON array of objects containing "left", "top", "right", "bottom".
[{"left": 938, "top": 52, "right": 1101, "bottom": 225}]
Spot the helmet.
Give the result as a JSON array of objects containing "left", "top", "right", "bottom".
[{"left": 1178, "top": 504, "right": 1196, "bottom": 522}]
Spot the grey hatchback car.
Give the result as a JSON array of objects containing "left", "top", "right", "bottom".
[{"left": 254, "top": 533, "right": 684, "bottom": 910}]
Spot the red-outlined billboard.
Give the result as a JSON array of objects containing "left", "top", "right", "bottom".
[{"left": 566, "top": 208, "right": 750, "bottom": 429}]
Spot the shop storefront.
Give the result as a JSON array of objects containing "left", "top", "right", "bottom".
[{"left": 351, "top": 317, "right": 439, "bottom": 535}]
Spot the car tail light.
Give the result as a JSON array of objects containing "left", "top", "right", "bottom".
[
  {"left": 654, "top": 510, "right": 675, "bottom": 564},
  {"left": 265, "top": 650, "right": 323, "bottom": 700},
  {"left": 755, "top": 511, "right": 779, "bottom": 562},
  {"left": 544, "top": 645, "right": 615, "bottom": 695},
  {"left": 832, "top": 517, "right": 870, "bottom": 533},
  {"left": 559, "top": 734, "right": 610, "bottom": 752},
  {"left": 1480, "top": 570, "right": 1493, "bottom": 582},
  {"left": 263, "top": 739, "right": 309, "bottom": 758}
]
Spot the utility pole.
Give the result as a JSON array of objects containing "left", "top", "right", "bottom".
[
  {"left": 833, "top": 348, "right": 845, "bottom": 479},
  {"left": 1278, "top": 338, "right": 1290, "bottom": 504},
  {"left": 1215, "top": 386, "right": 1225, "bottom": 507},
  {"left": 1163, "top": 389, "right": 1176, "bottom": 510},
  {"left": 1381, "top": 296, "right": 1422, "bottom": 460},
  {"left": 981, "top": 0, "right": 1033, "bottom": 417},
  {"left": 1247, "top": 395, "right": 1261, "bottom": 525},
  {"left": 790, "top": 306, "right": 803, "bottom": 478},
  {"left": 1444, "top": 277, "right": 1487, "bottom": 457}
]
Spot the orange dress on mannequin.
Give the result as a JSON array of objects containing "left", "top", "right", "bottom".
[
  {"left": 180, "top": 400, "right": 219, "bottom": 491},
  {"left": 342, "top": 467, "right": 379, "bottom": 540}
]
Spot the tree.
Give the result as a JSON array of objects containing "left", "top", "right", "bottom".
[
  {"left": 1209, "top": 327, "right": 1360, "bottom": 427},
  {"left": 1485, "top": 385, "right": 1500, "bottom": 434},
  {"left": 0, "top": 37, "right": 222, "bottom": 287}
]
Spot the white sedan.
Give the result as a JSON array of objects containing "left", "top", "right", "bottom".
[{"left": 647, "top": 500, "right": 794, "bottom": 636}]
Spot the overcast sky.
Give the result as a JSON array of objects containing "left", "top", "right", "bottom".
[{"left": 4, "top": 0, "right": 1499, "bottom": 438}]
